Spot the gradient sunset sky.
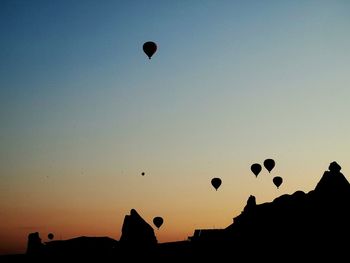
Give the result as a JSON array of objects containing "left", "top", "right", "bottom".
[{"left": 1, "top": 0, "right": 350, "bottom": 255}]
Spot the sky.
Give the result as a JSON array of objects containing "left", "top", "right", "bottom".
[{"left": 1, "top": 0, "right": 350, "bottom": 255}]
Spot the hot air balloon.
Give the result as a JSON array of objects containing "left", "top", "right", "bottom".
[
  {"left": 48, "top": 233, "right": 54, "bottom": 240},
  {"left": 264, "top": 159, "right": 275, "bottom": 173},
  {"left": 251, "top": 163, "right": 262, "bottom": 177},
  {"left": 143, "top": 41, "right": 157, "bottom": 59},
  {"left": 211, "top": 178, "right": 222, "bottom": 191},
  {"left": 153, "top": 216, "right": 163, "bottom": 229},
  {"left": 273, "top": 176, "right": 283, "bottom": 188},
  {"left": 141, "top": 172, "right": 145, "bottom": 176}
]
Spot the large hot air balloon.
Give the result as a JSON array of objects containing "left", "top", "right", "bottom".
[
  {"left": 153, "top": 216, "right": 163, "bottom": 229},
  {"left": 273, "top": 176, "right": 283, "bottom": 188},
  {"left": 264, "top": 159, "right": 275, "bottom": 173},
  {"left": 211, "top": 178, "right": 222, "bottom": 191},
  {"left": 48, "top": 233, "right": 54, "bottom": 240},
  {"left": 251, "top": 163, "right": 262, "bottom": 177},
  {"left": 143, "top": 41, "right": 157, "bottom": 59}
]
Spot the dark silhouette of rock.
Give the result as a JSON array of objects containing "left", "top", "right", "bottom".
[
  {"left": 44, "top": 236, "right": 118, "bottom": 258},
  {"left": 329, "top": 161, "right": 341, "bottom": 172},
  {"left": 243, "top": 195, "right": 256, "bottom": 213},
  {"left": 314, "top": 161, "right": 350, "bottom": 197},
  {"left": 24, "top": 235, "right": 118, "bottom": 260},
  {"left": 120, "top": 209, "right": 157, "bottom": 248},
  {"left": 26, "top": 232, "right": 43, "bottom": 255},
  {"left": 19, "top": 161, "right": 350, "bottom": 262},
  {"left": 190, "top": 161, "right": 350, "bottom": 260}
]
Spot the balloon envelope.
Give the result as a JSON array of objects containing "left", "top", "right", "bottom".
[
  {"left": 251, "top": 163, "right": 262, "bottom": 177},
  {"left": 143, "top": 41, "right": 157, "bottom": 59},
  {"left": 273, "top": 176, "right": 283, "bottom": 188},
  {"left": 264, "top": 159, "right": 275, "bottom": 173},
  {"left": 153, "top": 216, "right": 163, "bottom": 229},
  {"left": 48, "top": 233, "right": 54, "bottom": 240},
  {"left": 211, "top": 178, "right": 222, "bottom": 191}
]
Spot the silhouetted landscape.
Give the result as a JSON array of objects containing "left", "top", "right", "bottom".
[{"left": 1, "top": 161, "right": 349, "bottom": 262}]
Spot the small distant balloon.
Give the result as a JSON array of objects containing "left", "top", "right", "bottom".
[
  {"left": 153, "top": 216, "right": 163, "bottom": 229},
  {"left": 264, "top": 159, "right": 275, "bottom": 173},
  {"left": 273, "top": 176, "right": 283, "bottom": 188},
  {"left": 251, "top": 163, "right": 262, "bottom": 177},
  {"left": 141, "top": 172, "right": 145, "bottom": 176},
  {"left": 211, "top": 178, "right": 222, "bottom": 191},
  {"left": 48, "top": 233, "right": 54, "bottom": 240},
  {"left": 143, "top": 41, "right": 157, "bottom": 59}
]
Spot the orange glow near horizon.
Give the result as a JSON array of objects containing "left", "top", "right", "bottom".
[{"left": 2, "top": 161, "right": 349, "bottom": 254}]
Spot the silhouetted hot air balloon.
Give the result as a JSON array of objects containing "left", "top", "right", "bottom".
[
  {"left": 48, "top": 233, "right": 54, "bottom": 240},
  {"left": 143, "top": 41, "right": 157, "bottom": 59},
  {"left": 273, "top": 176, "right": 283, "bottom": 188},
  {"left": 251, "top": 163, "right": 262, "bottom": 177},
  {"left": 211, "top": 178, "right": 222, "bottom": 191},
  {"left": 264, "top": 159, "right": 275, "bottom": 173},
  {"left": 153, "top": 216, "right": 163, "bottom": 229},
  {"left": 141, "top": 172, "right": 145, "bottom": 176}
]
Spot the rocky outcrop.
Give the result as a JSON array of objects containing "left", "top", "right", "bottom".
[
  {"left": 23, "top": 161, "right": 350, "bottom": 261},
  {"left": 192, "top": 161, "right": 350, "bottom": 259},
  {"left": 119, "top": 209, "right": 157, "bottom": 248},
  {"left": 243, "top": 195, "right": 256, "bottom": 213},
  {"left": 314, "top": 161, "right": 350, "bottom": 197},
  {"left": 26, "top": 232, "right": 43, "bottom": 255}
]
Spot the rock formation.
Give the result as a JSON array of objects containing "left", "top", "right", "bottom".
[
  {"left": 119, "top": 209, "right": 157, "bottom": 248},
  {"left": 191, "top": 161, "right": 350, "bottom": 259},
  {"left": 26, "top": 232, "right": 43, "bottom": 255},
  {"left": 23, "top": 161, "right": 350, "bottom": 261}
]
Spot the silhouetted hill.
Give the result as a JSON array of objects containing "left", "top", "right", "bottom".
[
  {"left": 190, "top": 161, "right": 350, "bottom": 260},
  {"left": 22, "top": 209, "right": 158, "bottom": 261},
  {"left": 44, "top": 236, "right": 118, "bottom": 257},
  {"left": 6, "top": 161, "right": 348, "bottom": 262}
]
